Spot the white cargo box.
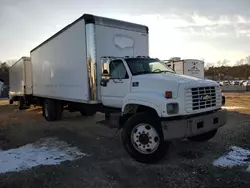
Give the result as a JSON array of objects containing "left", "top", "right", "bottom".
[
  {"left": 9, "top": 57, "right": 32, "bottom": 97},
  {"left": 168, "top": 59, "right": 205, "bottom": 79},
  {"left": 31, "top": 14, "right": 149, "bottom": 103}
]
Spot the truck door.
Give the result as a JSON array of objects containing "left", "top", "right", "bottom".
[{"left": 100, "top": 58, "right": 131, "bottom": 108}]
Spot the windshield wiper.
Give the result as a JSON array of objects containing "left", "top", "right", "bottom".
[
  {"left": 158, "top": 70, "right": 175, "bottom": 74},
  {"left": 133, "top": 70, "right": 175, "bottom": 75}
]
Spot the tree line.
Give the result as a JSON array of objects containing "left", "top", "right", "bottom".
[
  {"left": 205, "top": 64, "right": 250, "bottom": 80},
  {"left": 0, "top": 60, "right": 16, "bottom": 72},
  {"left": 205, "top": 55, "right": 250, "bottom": 80}
]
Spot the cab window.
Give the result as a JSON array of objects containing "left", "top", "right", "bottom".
[{"left": 109, "top": 60, "right": 128, "bottom": 79}]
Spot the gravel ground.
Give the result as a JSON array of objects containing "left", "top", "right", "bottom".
[{"left": 0, "top": 94, "right": 250, "bottom": 188}]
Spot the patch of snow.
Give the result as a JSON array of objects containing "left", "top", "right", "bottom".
[
  {"left": 213, "top": 146, "right": 250, "bottom": 172},
  {"left": 0, "top": 137, "right": 88, "bottom": 174},
  {"left": 222, "top": 106, "right": 246, "bottom": 110}
]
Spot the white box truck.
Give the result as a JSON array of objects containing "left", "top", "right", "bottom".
[
  {"left": 165, "top": 58, "right": 205, "bottom": 79},
  {"left": 9, "top": 57, "right": 33, "bottom": 109},
  {"left": 10, "top": 14, "right": 227, "bottom": 163}
]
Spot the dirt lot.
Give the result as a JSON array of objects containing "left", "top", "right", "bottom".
[{"left": 0, "top": 94, "right": 250, "bottom": 188}]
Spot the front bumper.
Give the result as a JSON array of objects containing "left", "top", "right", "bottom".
[{"left": 161, "top": 109, "right": 227, "bottom": 140}]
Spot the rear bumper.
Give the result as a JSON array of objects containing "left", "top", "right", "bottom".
[{"left": 161, "top": 109, "right": 227, "bottom": 140}]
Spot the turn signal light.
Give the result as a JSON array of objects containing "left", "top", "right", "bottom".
[{"left": 165, "top": 91, "right": 172, "bottom": 98}]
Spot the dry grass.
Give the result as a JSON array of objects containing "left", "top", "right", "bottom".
[
  {"left": 0, "top": 99, "right": 8, "bottom": 106},
  {"left": 224, "top": 93, "right": 250, "bottom": 114}
]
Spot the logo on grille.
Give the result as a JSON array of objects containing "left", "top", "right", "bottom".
[{"left": 201, "top": 95, "right": 210, "bottom": 101}]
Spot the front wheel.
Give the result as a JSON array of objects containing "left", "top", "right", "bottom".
[
  {"left": 122, "top": 112, "right": 169, "bottom": 163},
  {"left": 188, "top": 129, "right": 217, "bottom": 142}
]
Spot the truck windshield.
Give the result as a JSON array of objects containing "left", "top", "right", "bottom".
[{"left": 126, "top": 58, "right": 175, "bottom": 75}]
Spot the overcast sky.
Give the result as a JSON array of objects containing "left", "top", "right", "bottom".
[{"left": 1, "top": 0, "right": 250, "bottom": 65}]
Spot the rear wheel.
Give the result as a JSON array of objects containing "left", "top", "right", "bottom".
[
  {"left": 9, "top": 99, "right": 13, "bottom": 105},
  {"left": 43, "top": 99, "right": 57, "bottom": 121},
  {"left": 18, "top": 97, "right": 25, "bottom": 110},
  {"left": 122, "top": 112, "right": 169, "bottom": 163},
  {"left": 188, "top": 129, "right": 217, "bottom": 142}
]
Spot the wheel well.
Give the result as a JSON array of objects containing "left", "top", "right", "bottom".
[
  {"left": 123, "top": 104, "right": 158, "bottom": 116},
  {"left": 120, "top": 104, "right": 159, "bottom": 128},
  {"left": 136, "top": 105, "right": 158, "bottom": 116}
]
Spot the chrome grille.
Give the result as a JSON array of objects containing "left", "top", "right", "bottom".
[{"left": 185, "top": 86, "right": 217, "bottom": 112}]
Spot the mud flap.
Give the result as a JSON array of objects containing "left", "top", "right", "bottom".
[{"left": 108, "top": 113, "right": 121, "bottom": 128}]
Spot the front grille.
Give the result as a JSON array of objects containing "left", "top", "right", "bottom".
[{"left": 185, "top": 86, "right": 218, "bottom": 112}]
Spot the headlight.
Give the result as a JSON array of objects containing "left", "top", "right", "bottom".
[{"left": 167, "top": 103, "right": 179, "bottom": 114}]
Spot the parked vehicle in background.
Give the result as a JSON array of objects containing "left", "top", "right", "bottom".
[
  {"left": 9, "top": 14, "right": 227, "bottom": 163},
  {"left": 239, "top": 80, "right": 246, "bottom": 85},
  {"left": 231, "top": 80, "right": 240, "bottom": 85},
  {"left": 220, "top": 81, "right": 230, "bottom": 86},
  {"left": 0, "top": 81, "right": 3, "bottom": 97},
  {"left": 243, "top": 80, "right": 250, "bottom": 86},
  {"left": 164, "top": 58, "right": 205, "bottom": 79},
  {"left": 9, "top": 57, "right": 32, "bottom": 109},
  {"left": 216, "top": 81, "right": 223, "bottom": 86}
]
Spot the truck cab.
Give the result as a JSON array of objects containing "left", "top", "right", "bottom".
[
  {"left": 101, "top": 57, "right": 223, "bottom": 116},
  {"left": 100, "top": 56, "right": 227, "bottom": 163}
]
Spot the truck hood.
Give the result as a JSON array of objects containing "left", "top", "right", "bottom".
[{"left": 131, "top": 73, "right": 218, "bottom": 98}]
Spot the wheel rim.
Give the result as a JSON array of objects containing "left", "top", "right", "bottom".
[
  {"left": 44, "top": 101, "right": 49, "bottom": 117},
  {"left": 131, "top": 123, "right": 160, "bottom": 154}
]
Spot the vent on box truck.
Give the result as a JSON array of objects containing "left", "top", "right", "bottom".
[{"left": 169, "top": 57, "right": 181, "bottom": 61}]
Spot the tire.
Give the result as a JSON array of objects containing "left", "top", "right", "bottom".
[
  {"left": 222, "top": 96, "right": 225, "bottom": 106},
  {"left": 188, "top": 129, "right": 217, "bottom": 142},
  {"left": 18, "top": 97, "right": 25, "bottom": 110},
  {"left": 9, "top": 99, "right": 13, "bottom": 105},
  {"left": 80, "top": 110, "right": 96, "bottom": 116},
  {"left": 55, "top": 100, "right": 63, "bottom": 120},
  {"left": 122, "top": 112, "right": 169, "bottom": 163},
  {"left": 43, "top": 99, "right": 57, "bottom": 121}
]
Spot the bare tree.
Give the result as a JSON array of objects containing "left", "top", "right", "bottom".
[
  {"left": 6, "top": 59, "right": 17, "bottom": 66},
  {"left": 236, "top": 58, "right": 245, "bottom": 66},
  {"left": 0, "top": 62, "right": 9, "bottom": 72},
  {"left": 216, "top": 60, "right": 222, "bottom": 67},
  {"left": 221, "top": 59, "right": 229, "bottom": 66},
  {"left": 205, "top": 62, "right": 213, "bottom": 70},
  {"left": 245, "top": 56, "right": 250, "bottom": 64}
]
